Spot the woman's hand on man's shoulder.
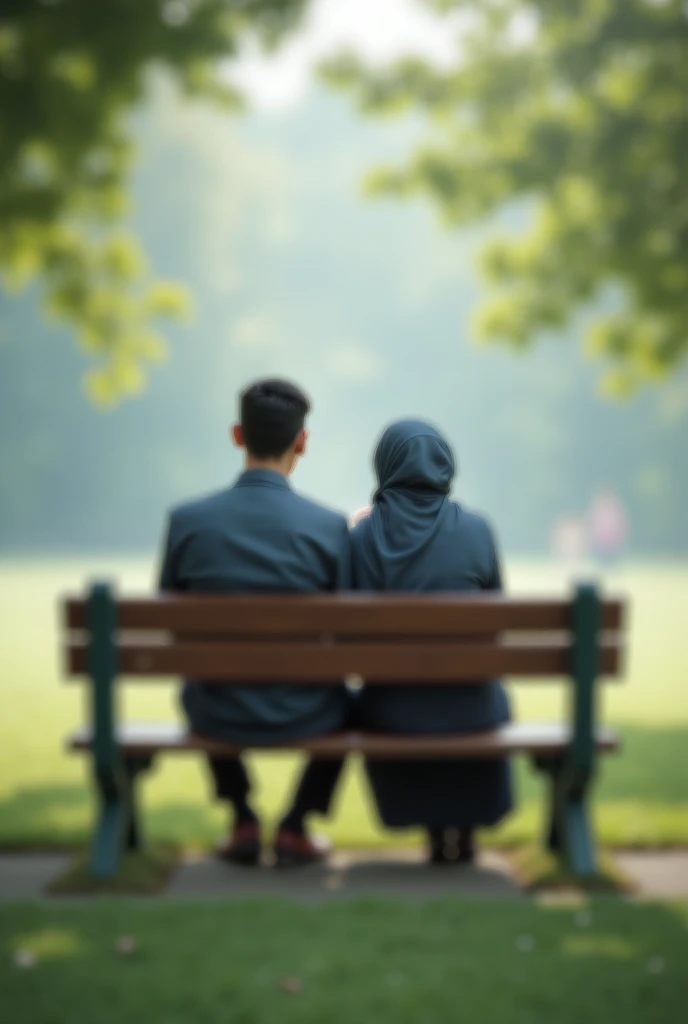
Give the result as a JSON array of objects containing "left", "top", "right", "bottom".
[{"left": 350, "top": 506, "right": 372, "bottom": 527}]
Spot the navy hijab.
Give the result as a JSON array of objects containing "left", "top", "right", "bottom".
[{"left": 354, "top": 419, "right": 458, "bottom": 591}]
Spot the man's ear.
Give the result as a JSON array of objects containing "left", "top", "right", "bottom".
[
  {"left": 231, "top": 423, "right": 245, "bottom": 449},
  {"left": 294, "top": 428, "right": 308, "bottom": 457}
]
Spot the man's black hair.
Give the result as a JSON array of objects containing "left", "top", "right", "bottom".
[{"left": 239, "top": 378, "right": 311, "bottom": 458}]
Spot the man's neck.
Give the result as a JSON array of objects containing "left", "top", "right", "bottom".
[{"left": 244, "top": 455, "right": 293, "bottom": 477}]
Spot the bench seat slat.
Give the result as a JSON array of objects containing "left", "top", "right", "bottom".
[
  {"left": 67, "top": 721, "right": 620, "bottom": 759},
  {"left": 66, "top": 638, "right": 622, "bottom": 680},
  {"left": 64, "top": 594, "right": 625, "bottom": 635}
]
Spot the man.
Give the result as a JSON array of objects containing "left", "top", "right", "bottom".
[{"left": 159, "top": 378, "right": 352, "bottom": 866}]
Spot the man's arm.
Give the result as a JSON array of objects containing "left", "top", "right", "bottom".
[
  {"left": 334, "top": 517, "right": 353, "bottom": 591},
  {"left": 485, "top": 523, "right": 504, "bottom": 593}
]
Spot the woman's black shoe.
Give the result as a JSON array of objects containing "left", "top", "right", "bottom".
[{"left": 428, "top": 827, "right": 476, "bottom": 865}]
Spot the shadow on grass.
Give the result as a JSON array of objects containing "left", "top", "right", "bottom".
[
  {"left": 0, "top": 784, "right": 91, "bottom": 848},
  {"left": 0, "top": 784, "right": 220, "bottom": 849}
]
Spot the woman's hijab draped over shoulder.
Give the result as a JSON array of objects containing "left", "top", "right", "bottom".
[{"left": 353, "top": 419, "right": 461, "bottom": 591}]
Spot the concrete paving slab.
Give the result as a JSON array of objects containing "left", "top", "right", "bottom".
[
  {"left": 2, "top": 850, "right": 687, "bottom": 902},
  {"left": 615, "top": 851, "right": 688, "bottom": 899},
  {"left": 166, "top": 848, "right": 523, "bottom": 902},
  {"left": 0, "top": 854, "right": 70, "bottom": 900}
]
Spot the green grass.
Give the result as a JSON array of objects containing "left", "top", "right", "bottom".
[
  {"left": 1, "top": 899, "right": 687, "bottom": 1023},
  {"left": 1, "top": 557, "right": 687, "bottom": 850}
]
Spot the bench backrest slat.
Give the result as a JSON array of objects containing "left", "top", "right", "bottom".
[
  {"left": 65, "top": 636, "right": 623, "bottom": 680},
  {"left": 63, "top": 589, "right": 626, "bottom": 683},
  {"left": 64, "top": 594, "right": 625, "bottom": 636}
]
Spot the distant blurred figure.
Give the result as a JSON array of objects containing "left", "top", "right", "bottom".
[
  {"left": 588, "top": 489, "right": 628, "bottom": 566},
  {"left": 551, "top": 514, "right": 588, "bottom": 567}
]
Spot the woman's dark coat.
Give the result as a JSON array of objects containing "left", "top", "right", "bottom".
[{"left": 351, "top": 419, "right": 513, "bottom": 828}]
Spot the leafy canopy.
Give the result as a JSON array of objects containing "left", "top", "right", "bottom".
[
  {"left": 0, "top": 0, "right": 306, "bottom": 404},
  {"left": 322, "top": 0, "right": 688, "bottom": 394}
]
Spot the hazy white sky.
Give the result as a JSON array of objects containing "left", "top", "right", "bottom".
[{"left": 227, "top": 0, "right": 460, "bottom": 110}]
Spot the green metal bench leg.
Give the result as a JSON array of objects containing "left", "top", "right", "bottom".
[
  {"left": 87, "top": 580, "right": 126, "bottom": 879},
  {"left": 548, "top": 770, "right": 597, "bottom": 880},
  {"left": 545, "top": 763, "right": 563, "bottom": 853},
  {"left": 123, "top": 757, "right": 154, "bottom": 852},
  {"left": 562, "top": 790, "right": 595, "bottom": 877},
  {"left": 558, "top": 582, "right": 603, "bottom": 880},
  {"left": 91, "top": 792, "right": 127, "bottom": 877},
  {"left": 90, "top": 756, "right": 152, "bottom": 873},
  {"left": 533, "top": 754, "right": 597, "bottom": 877},
  {"left": 552, "top": 772, "right": 597, "bottom": 879}
]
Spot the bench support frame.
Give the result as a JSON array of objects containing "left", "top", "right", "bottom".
[
  {"left": 564, "top": 581, "right": 601, "bottom": 876},
  {"left": 123, "top": 757, "right": 153, "bottom": 852},
  {"left": 82, "top": 580, "right": 606, "bottom": 880},
  {"left": 535, "top": 755, "right": 596, "bottom": 877},
  {"left": 534, "top": 582, "right": 601, "bottom": 878},
  {"left": 88, "top": 582, "right": 130, "bottom": 876}
]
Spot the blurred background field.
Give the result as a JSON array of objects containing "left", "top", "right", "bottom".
[{"left": 1, "top": 556, "right": 686, "bottom": 850}]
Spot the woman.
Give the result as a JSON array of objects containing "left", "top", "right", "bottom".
[{"left": 351, "top": 419, "right": 513, "bottom": 864}]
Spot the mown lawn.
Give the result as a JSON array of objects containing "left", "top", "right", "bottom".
[
  {"left": 1, "top": 899, "right": 687, "bottom": 1024},
  {"left": 1, "top": 558, "right": 687, "bottom": 850}
]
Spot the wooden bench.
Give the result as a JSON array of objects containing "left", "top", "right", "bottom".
[{"left": 62, "top": 582, "right": 627, "bottom": 879}]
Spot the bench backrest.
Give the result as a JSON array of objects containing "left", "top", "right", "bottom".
[
  {"left": 61, "top": 581, "right": 626, "bottom": 786},
  {"left": 63, "top": 585, "right": 625, "bottom": 683}
]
